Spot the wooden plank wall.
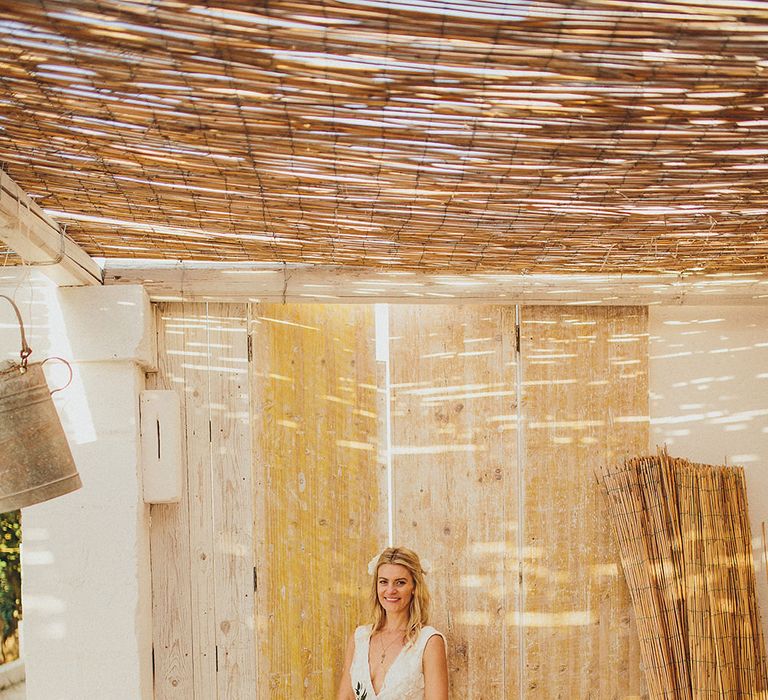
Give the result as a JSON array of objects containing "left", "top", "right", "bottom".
[
  {"left": 389, "top": 305, "right": 519, "bottom": 699},
  {"left": 250, "top": 304, "right": 384, "bottom": 699},
  {"left": 151, "top": 302, "right": 649, "bottom": 699},
  {"left": 149, "top": 303, "right": 256, "bottom": 700},
  {"left": 520, "top": 306, "right": 647, "bottom": 699}
]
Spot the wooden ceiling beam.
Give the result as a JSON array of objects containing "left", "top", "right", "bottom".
[
  {"left": 0, "top": 172, "right": 102, "bottom": 287},
  {"left": 103, "top": 260, "right": 768, "bottom": 305}
]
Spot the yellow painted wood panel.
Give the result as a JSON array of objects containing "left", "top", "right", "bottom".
[
  {"left": 389, "top": 305, "right": 519, "bottom": 700},
  {"left": 520, "top": 306, "right": 647, "bottom": 699},
  {"left": 251, "top": 303, "right": 383, "bottom": 700}
]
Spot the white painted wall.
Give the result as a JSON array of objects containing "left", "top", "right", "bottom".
[
  {"left": 649, "top": 306, "right": 768, "bottom": 644},
  {"left": 0, "top": 270, "right": 154, "bottom": 700}
]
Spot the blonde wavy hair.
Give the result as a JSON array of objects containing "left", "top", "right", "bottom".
[{"left": 369, "top": 547, "right": 430, "bottom": 646}]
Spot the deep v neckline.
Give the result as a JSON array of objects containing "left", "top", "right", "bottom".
[{"left": 367, "top": 631, "right": 407, "bottom": 697}]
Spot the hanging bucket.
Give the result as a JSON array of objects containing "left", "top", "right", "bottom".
[{"left": 0, "top": 295, "right": 81, "bottom": 512}]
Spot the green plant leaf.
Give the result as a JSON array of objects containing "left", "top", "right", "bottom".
[{"left": 0, "top": 510, "right": 21, "bottom": 654}]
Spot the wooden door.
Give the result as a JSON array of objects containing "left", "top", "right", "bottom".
[
  {"left": 520, "top": 306, "right": 647, "bottom": 698},
  {"left": 149, "top": 302, "right": 256, "bottom": 700},
  {"left": 250, "top": 303, "right": 384, "bottom": 699},
  {"left": 388, "top": 304, "right": 520, "bottom": 698}
]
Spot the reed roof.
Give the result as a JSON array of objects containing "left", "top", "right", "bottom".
[{"left": 2, "top": 0, "right": 768, "bottom": 273}]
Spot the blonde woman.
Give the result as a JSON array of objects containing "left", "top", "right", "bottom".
[{"left": 337, "top": 547, "right": 449, "bottom": 700}]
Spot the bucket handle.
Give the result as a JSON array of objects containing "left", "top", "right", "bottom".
[
  {"left": 0, "top": 294, "right": 32, "bottom": 370},
  {"left": 41, "top": 357, "right": 73, "bottom": 395}
]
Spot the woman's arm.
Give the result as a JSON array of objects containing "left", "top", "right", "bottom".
[
  {"left": 423, "top": 634, "right": 449, "bottom": 700},
  {"left": 336, "top": 633, "right": 356, "bottom": 700}
]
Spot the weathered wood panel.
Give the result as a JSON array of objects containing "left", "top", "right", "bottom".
[
  {"left": 106, "top": 262, "right": 768, "bottom": 306},
  {"left": 251, "top": 303, "right": 382, "bottom": 700},
  {"left": 183, "top": 305, "right": 219, "bottom": 697},
  {"left": 149, "top": 304, "right": 196, "bottom": 699},
  {"left": 389, "top": 305, "right": 519, "bottom": 700},
  {"left": 207, "top": 304, "right": 256, "bottom": 697},
  {"left": 150, "top": 303, "right": 256, "bottom": 700},
  {"left": 520, "top": 306, "right": 648, "bottom": 699}
]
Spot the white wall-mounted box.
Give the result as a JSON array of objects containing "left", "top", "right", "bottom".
[{"left": 140, "top": 390, "right": 182, "bottom": 504}]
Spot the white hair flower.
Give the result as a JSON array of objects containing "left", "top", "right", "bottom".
[
  {"left": 367, "top": 550, "right": 385, "bottom": 576},
  {"left": 420, "top": 558, "right": 432, "bottom": 575}
]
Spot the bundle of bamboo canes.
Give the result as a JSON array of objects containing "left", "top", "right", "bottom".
[{"left": 598, "top": 450, "right": 768, "bottom": 699}]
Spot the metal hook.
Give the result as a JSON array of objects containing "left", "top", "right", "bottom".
[{"left": 0, "top": 294, "right": 32, "bottom": 369}]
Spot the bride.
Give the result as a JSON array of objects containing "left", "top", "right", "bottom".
[{"left": 337, "top": 547, "right": 449, "bottom": 700}]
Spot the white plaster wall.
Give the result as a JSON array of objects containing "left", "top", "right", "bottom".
[
  {"left": 0, "top": 269, "right": 60, "bottom": 363},
  {"left": 649, "top": 306, "right": 768, "bottom": 644},
  {"left": 23, "top": 363, "right": 152, "bottom": 700},
  {"left": 0, "top": 271, "right": 153, "bottom": 699}
]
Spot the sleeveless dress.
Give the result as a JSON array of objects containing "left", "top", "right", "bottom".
[{"left": 349, "top": 624, "right": 445, "bottom": 700}]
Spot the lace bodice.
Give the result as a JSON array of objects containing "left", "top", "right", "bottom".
[{"left": 349, "top": 624, "right": 444, "bottom": 700}]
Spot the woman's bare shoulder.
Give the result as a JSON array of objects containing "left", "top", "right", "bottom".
[
  {"left": 421, "top": 625, "right": 445, "bottom": 642},
  {"left": 424, "top": 632, "right": 446, "bottom": 654}
]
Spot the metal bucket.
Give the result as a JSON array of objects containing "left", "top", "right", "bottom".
[{"left": 0, "top": 295, "right": 81, "bottom": 512}]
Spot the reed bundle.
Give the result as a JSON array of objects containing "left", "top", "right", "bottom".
[
  {"left": 598, "top": 450, "right": 768, "bottom": 699},
  {"left": 1, "top": 1, "right": 768, "bottom": 271}
]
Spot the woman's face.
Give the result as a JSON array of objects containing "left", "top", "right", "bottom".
[{"left": 376, "top": 563, "right": 415, "bottom": 616}]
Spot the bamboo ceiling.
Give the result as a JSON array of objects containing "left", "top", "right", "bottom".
[{"left": 2, "top": 1, "right": 768, "bottom": 272}]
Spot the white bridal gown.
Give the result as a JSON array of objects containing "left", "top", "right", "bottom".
[{"left": 349, "top": 624, "right": 445, "bottom": 700}]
